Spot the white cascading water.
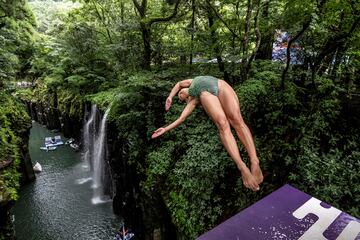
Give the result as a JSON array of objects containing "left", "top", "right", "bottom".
[
  {"left": 77, "top": 105, "right": 97, "bottom": 186},
  {"left": 91, "top": 106, "right": 111, "bottom": 204},
  {"left": 83, "top": 105, "right": 97, "bottom": 171}
]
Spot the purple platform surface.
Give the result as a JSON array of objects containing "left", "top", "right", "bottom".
[{"left": 197, "top": 184, "right": 360, "bottom": 240}]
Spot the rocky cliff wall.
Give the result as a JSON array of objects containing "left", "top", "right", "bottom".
[
  {"left": 107, "top": 121, "right": 176, "bottom": 240},
  {"left": 0, "top": 93, "right": 33, "bottom": 240}
]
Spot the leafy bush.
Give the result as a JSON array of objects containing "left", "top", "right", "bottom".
[{"left": 0, "top": 92, "right": 31, "bottom": 203}]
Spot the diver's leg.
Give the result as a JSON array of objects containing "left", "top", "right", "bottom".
[
  {"left": 200, "top": 92, "right": 259, "bottom": 191},
  {"left": 218, "top": 80, "right": 263, "bottom": 184}
]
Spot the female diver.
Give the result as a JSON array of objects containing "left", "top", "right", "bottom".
[{"left": 151, "top": 76, "right": 263, "bottom": 192}]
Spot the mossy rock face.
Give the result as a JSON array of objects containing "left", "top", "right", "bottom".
[
  {"left": 0, "top": 188, "right": 11, "bottom": 204},
  {"left": 0, "top": 179, "right": 6, "bottom": 203},
  {"left": 0, "top": 92, "right": 30, "bottom": 240},
  {"left": 0, "top": 92, "right": 30, "bottom": 204},
  {"left": 0, "top": 199, "right": 16, "bottom": 240}
]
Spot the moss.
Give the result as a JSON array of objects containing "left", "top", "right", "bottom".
[
  {"left": 57, "top": 89, "right": 84, "bottom": 119},
  {"left": 85, "top": 88, "right": 120, "bottom": 111},
  {"left": 13, "top": 88, "right": 34, "bottom": 102},
  {"left": 0, "top": 91, "right": 30, "bottom": 240}
]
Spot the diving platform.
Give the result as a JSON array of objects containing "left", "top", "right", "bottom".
[{"left": 197, "top": 184, "right": 360, "bottom": 240}]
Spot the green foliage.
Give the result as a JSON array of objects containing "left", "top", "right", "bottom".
[
  {"left": 86, "top": 88, "right": 120, "bottom": 110},
  {"left": 0, "top": 0, "right": 36, "bottom": 86},
  {"left": 57, "top": 89, "right": 84, "bottom": 119},
  {"left": 0, "top": 11, "right": 34, "bottom": 240},
  {"left": 4, "top": 0, "right": 360, "bottom": 238},
  {"left": 107, "top": 70, "right": 176, "bottom": 131},
  {"left": 29, "top": 0, "right": 81, "bottom": 34},
  {"left": 13, "top": 88, "right": 34, "bottom": 102},
  {"left": 290, "top": 142, "right": 360, "bottom": 216},
  {"left": 0, "top": 92, "right": 31, "bottom": 203},
  {"left": 242, "top": 62, "right": 359, "bottom": 217},
  {"left": 43, "top": 74, "right": 63, "bottom": 89},
  {"left": 28, "top": 35, "right": 60, "bottom": 79}
]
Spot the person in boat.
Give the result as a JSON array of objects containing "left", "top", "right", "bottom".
[
  {"left": 115, "top": 224, "right": 133, "bottom": 240},
  {"left": 151, "top": 76, "right": 263, "bottom": 192}
]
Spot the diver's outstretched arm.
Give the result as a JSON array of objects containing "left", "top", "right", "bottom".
[
  {"left": 153, "top": 98, "right": 198, "bottom": 138},
  {"left": 166, "top": 79, "right": 192, "bottom": 111}
]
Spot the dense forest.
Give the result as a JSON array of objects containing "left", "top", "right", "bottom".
[{"left": 1, "top": 0, "right": 359, "bottom": 239}]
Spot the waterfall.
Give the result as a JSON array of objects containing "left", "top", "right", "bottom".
[
  {"left": 91, "top": 106, "right": 111, "bottom": 204},
  {"left": 82, "top": 105, "right": 97, "bottom": 171},
  {"left": 80, "top": 104, "right": 112, "bottom": 204}
]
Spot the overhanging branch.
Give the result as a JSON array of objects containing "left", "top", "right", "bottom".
[
  {"left": 205, "top": 0, "right": 240, "bottom": 39},
  {"left": 148, "top": 0, "right": 181, "bottom": 26}
]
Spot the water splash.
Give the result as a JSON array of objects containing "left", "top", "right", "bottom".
[{"left": 76, "top": 177, "right": 92, "bottom": 185}]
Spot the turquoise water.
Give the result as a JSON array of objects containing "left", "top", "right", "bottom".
[{"left": 13, "top": 122, "right": 120, "bottom": 240}]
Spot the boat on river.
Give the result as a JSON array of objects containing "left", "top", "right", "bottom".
[
  {"left": 40, "top": 146, "right": 57, "bottom": 151},
  {"left": 65, "top": 138, "right": 75, "bottom": 145},
  {"left": 33, "top": 162, "right": 42, "bottom": 172},
  {"left": 114, "top": 224, "right": 134, "bottom": 240},
  {"left": 70, "top": 143, "right": 79, "bottom": 151},
  {"left": 45, "top": 135, "right": 64, "bottom": 147}
]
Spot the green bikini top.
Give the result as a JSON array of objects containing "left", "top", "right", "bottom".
[{"left": 188, "top": 76, "right": 219, "bottom": 97}]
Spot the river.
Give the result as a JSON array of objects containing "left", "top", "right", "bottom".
[{"left": 13, "top": 122, "right": 120, "bottom": 240}]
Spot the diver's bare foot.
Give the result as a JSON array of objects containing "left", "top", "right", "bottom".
[
  {"left": 240, "top": 167, "right": 260, "bottom": 192},
  {"left": 251, "top": 162, "right": 264, "bottom": 185}
]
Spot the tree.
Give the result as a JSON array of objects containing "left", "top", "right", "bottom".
[
  {"left": 0, "top": 0, "right": 36, "bottom": 88},
  {"left": 132, "top": 0, "right": 181, "bottom": 70}
]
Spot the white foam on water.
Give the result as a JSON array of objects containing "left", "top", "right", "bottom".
[
  {"left": 91, "top": 196, "right": 112, "bottom": 205},
  {"left": 76, "top": 177, "right": 92, "bottom": 185}
]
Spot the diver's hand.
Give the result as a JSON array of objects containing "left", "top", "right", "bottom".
[
  {"left": 151, "top": 128, "right": 166, "bottom": 139},
  {"left": 165, "top": 97, "right": 172, "bottom": 111}
]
